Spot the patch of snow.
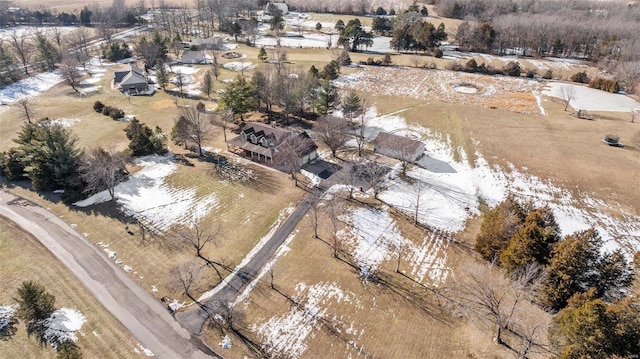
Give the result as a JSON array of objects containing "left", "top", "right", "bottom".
[
  {"left": 78, "top": 85, "right": 101, "bottom": 95},
  {"left": 252, "top": 282, "right": 355, "bottom": 359},
  {"left": 115, "top": 259, "right": 123, "bottom": 265},
  {"left": 74, "top": 155, "right": 219, "bottom": 232},
  {"left": 171, "top": 65, "right": 199, "bottom": 75},
  {"left": 532, "top": 90, "right": 546, "bottom": 115},
  {"left": 49, "top": 118, "right": 81, "bottom": 128},
  {"left": 43, "top": 308, "right": 86, "bottom": 347},
  {"left": 123, "top": 265, "right": 132, "bottom": 272},
  {"left": 219, "top": 335, "right": 232, "bottom": 349},
  {"left": 136, "top": 343, "right": 155, "bottom": 357},
  {"left": 0, "top": 71, "right": 63, "bottom": 104},
  {"left": 222, "top": 61, "right": 255, "bottom": 72},
  {"left": 542, "top": 82, "right": 640, "bottom": 112},
  {"left": 338, "top": 207, "right": 451, "bottom": 285},
  {"left": 299, "top": 169, "right": 321, "bottom": 188},
  {"left": 80, "top": 77, "right": 102, "bottom": 85},
  {"left": 0, "top": 305, "right": 17, "bottom": 331},
  {"left": 168, "top": 300, "right": 185, "bottom": 311},
  {"left": 104, "top": 248, "right": 117, "bottom": 259},
  {"left": 452, "top": 84, "right": 478, "bottom": 94},
  {"left": 151, "top": 286, "right": 158, "bottom": 293}
]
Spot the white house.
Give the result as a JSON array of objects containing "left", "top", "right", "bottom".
[{"left": 265, "top": 2, "right": 289, "bottom": 15}]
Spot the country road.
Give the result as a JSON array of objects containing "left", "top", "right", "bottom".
[{"left": 0, "top": 190, "right": 218, "bottom": 359}]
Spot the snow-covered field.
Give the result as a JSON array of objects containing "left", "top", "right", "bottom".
[
  {"left": 354, "top": 108, "right": 640, "bottom": 257},
  {"left": 542, "top": 82, "right": 640, "bottom": 112},
  {"left": 0, "top": 305, "right": 16, "bottom": 331},
  {"left": 74, "top": 155, "right": 219, "bottom": 232},
  {"left": 335, "top": 66, "right": 542, "bottom": 114},
  {"left": 0, "top": 71, "right": 63, "bottom": 105}
]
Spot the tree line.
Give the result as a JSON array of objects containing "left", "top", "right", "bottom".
[
  {"left": 474, "top": 197, "right": 638, "bottom": 357},
  {"left": 437, "top": 0, "right": 640, "bottom": 92}
]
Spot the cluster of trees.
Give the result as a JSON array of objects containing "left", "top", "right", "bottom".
[
  {"left": 1, "top": 281, "right": 83, "bottom": 358},
  {"left": 475, "top": 198, "right": 637, "bottom": 357},
  {"left": 336, "top": 19, "right": 373, "bottom": 52},
  {"left": 588, "top": 77, "right": 620, "bottom": 93},
  {"left": 0, "top": 115, "right": 166, "bottom": 202},
  {"left": 372, "top": 8, "right": 448, "bottom": 54},
  {"left": 0, "top": 119, "right": 85, "bottom": 201},
  {"left": 221, "top": 51, "right": 346, "bottom": 122},
  {"left": 442, "top": 0, "right": 640, "bottom": 92},
  {"left": 0, "top": 2, "right": 145, "bottom": 28}
]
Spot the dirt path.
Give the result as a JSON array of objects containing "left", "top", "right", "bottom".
[{"left": 0, "top": 190, "right": 218, "bottom": 359}]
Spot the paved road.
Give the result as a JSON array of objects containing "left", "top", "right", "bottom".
[
  {"left": 176, "top": 187, "right": 323, "bottom": 334},
  {"left": 0, "top": 190, "right": 218, "bottom": 359}
]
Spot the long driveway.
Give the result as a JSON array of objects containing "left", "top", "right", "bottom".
[
  {"left": 176, "top": 186, "right": 324, "bottom": 334},
  {"left": 0, "top": 190, "right": 218, "bottom": 359}
]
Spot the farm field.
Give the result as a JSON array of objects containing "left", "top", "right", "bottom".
[{"left": 1, "top": 2, "right": 640, "bottom": 358}]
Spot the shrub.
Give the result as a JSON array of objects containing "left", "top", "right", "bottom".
[
  {"left": 336, "top": 50, "right": 351, "bottom": 66},
  {"left": 543, "top": 69, "right": 553, "bottom": 79},
  {"left": 464, "top": 59, "right": 478, "bottom": 72},
  {"left": 93, "top": 101, "right": 104, "bottom": 113},
  {"left": 382, "top": 54, "right": 392, "bottom": 66},
  {"left": 571, "top": 71, "right": 590, "bottom": 84},
  {"left": 433, "top": 48, "right": 443, "bottom": 58},
  {"left": 589, "top": 78, "right": 620, "bottom": 93},
  {"left": 503, "top": 61, "right": 521, "bottom": 77},
  {"left": 526, "top": 69, "right": 536, "bottom": 78},
  {"left": 102, "top": 105, "right": 125, "bottom": 120},
  {"left": 366, "top": 57, "right": 375, "bottom": 65}
]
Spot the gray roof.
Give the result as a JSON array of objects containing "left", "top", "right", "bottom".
[
  {"left": 120, "top": 70, "right": 148, "bottom": 86},
  {"left": 373, "top": 132, "right": 425, "bottom": 155},
  {"left": 181, "top": 50, "right": 205, "bottom": 62}
]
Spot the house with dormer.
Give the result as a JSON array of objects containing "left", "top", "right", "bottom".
[{"left": 227, "top": 122, "right": 317, "bottom": 165}]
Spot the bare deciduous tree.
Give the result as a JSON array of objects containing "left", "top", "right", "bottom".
[
  {"left": 59, "top": 58, "right": 82, "bottom": 94},
  {"left": 560, "top": 84, "right": 575, "bottom": 112},
  {"left": 66, "top": 27, "right": 92, "bottom": 69},
  {"left": 170, "top": 262, "right": 203, "bottom": 303},
  {"left": 8, "top": 29, "right": 32, "bottom": 75},
  {"left": 174, "top": 70, "right": 186, "bottom": 95},
  {"left": 274, "top": 133, "right": 316, "bottom": 184},
  {"left": 14, "top": 95, "right": 36, "bottom": 124},
  {"left": 179, "top": 105, "right": 213, "bottom": 156},
  {"left": 176, "top": 222, "right": 220, "bottom": 258},
  {"left": 80, "top": 146, "right": 129, "bottom": 201},
  {"left": 358, "top": 160, "right": 388, "bottom": 199},
  {"left": 353, "top": 100, "right": 369, "bottom": 156},
  {"left": 314, "top": 115, "right": 351, "bottom": 158},
  {"left": 454, "top": 262, "right": 544, "bottom": 345},
  {"left": 327, "top": 196, "right": 345, "bottom": 258},
  {"left": 202, "top": 70, "right": 213, "bottom": 99},
  {"left": 306, "top": 197, "right": 323, "bottom": 239}
]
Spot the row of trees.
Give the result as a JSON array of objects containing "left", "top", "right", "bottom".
[{"left": 1, "top": 281, "right": 83, "bottom": 358}]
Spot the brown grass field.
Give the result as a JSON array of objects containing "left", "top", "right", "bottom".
[{"left": 0, "top": 217, "right": 145, "bottom": 358}]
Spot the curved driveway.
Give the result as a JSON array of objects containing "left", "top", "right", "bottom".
[{"left": 0, "top": 190, "right": 217, "bottom": 359}]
